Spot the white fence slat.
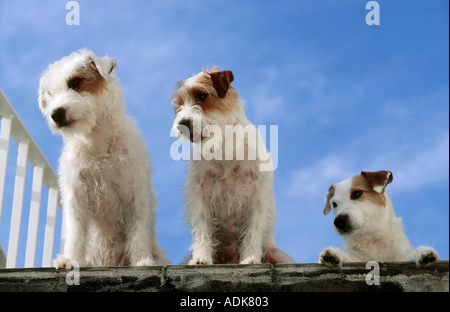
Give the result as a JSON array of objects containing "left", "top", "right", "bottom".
[
  {"left": 0, "top": 115, "right": 13, "bottom": 222},
  {"left": 42, "top": 187, "right": 58, "bottom": 267},
  {"left": 6, "top": 140, "right": 30, "bottom": 268},
  {"left": 25, "top": 165, "right": 44, "bottom": 267},
  {"left": 2, "top": 88, "right": 60, "bottom": 268}
]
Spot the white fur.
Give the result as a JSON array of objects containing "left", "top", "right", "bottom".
[
  {"left": 39, "top": 49, "right": 170, "bottom": 268},
  {"left": 319, "top": 171, "right": 439, "bottom": 268},
  {"left": 171, "top": 68, "right": 292, "bottom": 265}
]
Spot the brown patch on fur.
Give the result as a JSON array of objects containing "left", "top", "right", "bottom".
[
  {"left": 210, "top": 70, "right": 234, "bottom": 98},
  {"left": 327, "top": 185, "right": 335, "bottom": 198},
  {"left": 323, "top": 184, "right": 335, "bottom": 215},
  {"left": 170, "top": 88, "right": 184, "bottom": 114},
  {"left": 67, "top": 58, "right": 108, "bottom": 95},
  {"left": 202, "top": 68, "right": 241, "bottom": 116},
  {"left": 351, "top": 174, "right": 387, "bottom": 207},
  {"left": 361, "top": 170, "right": 393, "bottom": 193},
  {"left": 200, "top": 86, "right": 241, "bottom": 116},
  {"left": 172, "top": 68, "right": 242, "bottom": 117}
]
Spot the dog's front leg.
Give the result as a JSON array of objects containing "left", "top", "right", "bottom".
[
  {"left": 319, "top": 247, "right": 349, "bottom": 268},
  {"left": 126, "top": 199, "right": 156, "bottom": 266},
  {"left": 189, "top": 232, "right": 215, "bottom": 265},
  {"left": 240, "top": 207, "right": 265, "bottom": 265},
  {"left": 184, "top": 167, "right": 216, "bottom": 265},
  {"left": 54, "top": 200, "right": 87, "bottom": 269},
  {"left": 188, "top": 207, "right": 215, "bottom": 265},
  {"left": 186, "top": 196, "right": 214, "bottom": 265},
  {"left": 412, "top": 246, "right": 440, "bottom": 268}
]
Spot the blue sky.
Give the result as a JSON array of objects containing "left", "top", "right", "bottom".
[{"left": 0, "top": 0, "right": 448, "bottom": 267}]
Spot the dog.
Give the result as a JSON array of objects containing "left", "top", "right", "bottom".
[
  {"left": 170, "top": 67, "right": 292, "bottom": 265},
  {"left": 38, "top": 49, "right": 170, "bottom": 268},
  {"left": 319, "top": 170, "right": 439, "bottom": 268}
]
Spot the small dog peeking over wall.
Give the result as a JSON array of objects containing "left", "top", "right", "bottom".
[
  {"left": 171, "top": 67, "right": 292, "bottom": 265},
  {"left": 39, "top": 49, "right": 170, "bottom": 268},
  {"left": 319, "top": 170, "right": 439, "bottom": 268}
]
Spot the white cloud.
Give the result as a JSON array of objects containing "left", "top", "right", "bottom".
[
  {"left": 250, "top": 94, "right": 286, "bottom": 122},
  {"left": 285, "top": 154, "right": 354, "bottom": 201},
  {"left": 285, "top": 129, "right": 449, "bottom": 203},
  {"left": 390, "top": 130, "right": 449, "bottom": 192}
]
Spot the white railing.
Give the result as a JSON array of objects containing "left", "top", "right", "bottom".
[{"left": 0, "top": 87, "right": 60, "bottom": 268}]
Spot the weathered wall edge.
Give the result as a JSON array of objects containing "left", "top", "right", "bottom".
[{"left": 0, "top": 261, "right": 448, "bottom": 292}]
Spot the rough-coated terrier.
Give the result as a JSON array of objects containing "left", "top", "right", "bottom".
[
  {"left": 170, "top": 67, "right": 292, "bottom": 265},
  {"left": 39, "top": 49, "right": 170, "bottom": 268},
  {"left": 319, "top": 170, "right": 439, "bottom": 268}
]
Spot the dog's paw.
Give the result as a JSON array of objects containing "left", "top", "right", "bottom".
[
  {"left": 135, "top": 257, "right": 157, "bottom": 267},
  {"left": 188, "top": 258, "right": 213, "bottom": 265},
  {"left": 416, "top": 247, "right": 440, "bottom": 268},
  {"left": 53, "top": 254, "right": 71, "bottom": 269},
  {"left": 240, "top": 256, "right": 261, "bottom": 265},
  {"left": 319, "top": 248, "right": 342, "bottom": 268}
]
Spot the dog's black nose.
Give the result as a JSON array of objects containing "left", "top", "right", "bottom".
[
  {"left": 334, "top": 214, "right": 348, "bottom": 230},
  {"left": 177, "top": 119, "right": 191, "bottom": 133},
  {"left": 51, "top": 108, "right": 67, "bottom": 123}
]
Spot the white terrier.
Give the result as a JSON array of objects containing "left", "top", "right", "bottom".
[
  {"left": 39, "top": 49, "right": 170, "bottom": 268},
  {"left": 170, "top": 67, "right": 292, "bottom": 265},
  {"left": 319, "top": 170, "right": 439, "bottom": 268}
]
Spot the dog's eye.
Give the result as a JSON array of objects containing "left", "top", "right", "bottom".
[
  {"left": 332, "top": 202, "right": 337, "bottom": 208},
  {"left": 68, "top": 77, "right": 83, "bottom": 90},
  {"left": 195, "top": 93, "right": 207, "bottom": 103},
  {"left": 351, "top": 191, "right": 363, "bottom": 200}
]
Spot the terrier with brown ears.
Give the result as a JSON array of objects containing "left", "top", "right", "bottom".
[
  {"left": 170, "top": 67, "right": 292, "bottom": 265},
  {"left": 39, "top": 49, "right": 170, "bottom": 268},
  {"left": 319, "top": 170, "right": 439, "bottom": 268}
]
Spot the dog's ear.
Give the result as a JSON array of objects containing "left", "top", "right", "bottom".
[
  {"left": 107, "top": 58, "right": 117, "bottom": 75},
  {"left": 323, "top": 185, "right": 335, "bottom": 216},
  {"left": 361, "top": 170, "right": 393, "bottom": 193},
  {"left": 38, "top": 89, "right": 47, "bottom": 110},
  {"left": 88, "top": 55, "right": 117, "bottom": 78},
  {"left": 209, "top": 70, "right": 234, "bottom": 98}
]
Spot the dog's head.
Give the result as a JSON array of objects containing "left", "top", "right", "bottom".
[
  {"left": 170, "top": 67, "right": 244, "bottom": 144},
  {"left": 38, "top": 49, "right": 117, "bottom": 136},
  {"left": 323, "top": 170, "right": 393, "bottom": 236}
]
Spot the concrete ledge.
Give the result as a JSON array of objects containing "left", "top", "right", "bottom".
[
  {"left": 0, "top": 245, "right": 5, "bottom": 269},
  {"left": 0, "top": 261, "right": 448, "bottom": 292}
]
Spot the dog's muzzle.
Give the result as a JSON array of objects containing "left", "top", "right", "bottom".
[
  {"left": 177, "top": 119, "right": 201, "bottom": 142},
  {"left": 177, "top": 119, "right": 191, "bottom": 133},
  {"left": 51, "top": 108, "right": 72, "bottom": 127},
  {"left": 334, "top": 214, "right": 352, "bottom": 234}
]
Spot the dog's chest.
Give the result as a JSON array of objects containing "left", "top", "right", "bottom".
[
  {"left": 201, "top": 163, "right": 259, "bottom": 215},
  {"left": 67, "top": 144, "right": 133, "bottom": 218},
  {"left": 350, "top": 236, "right": 398, "bottom": 262},
  {"left": 199, "top": 163, "right": 260, "bottom": 261}
]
